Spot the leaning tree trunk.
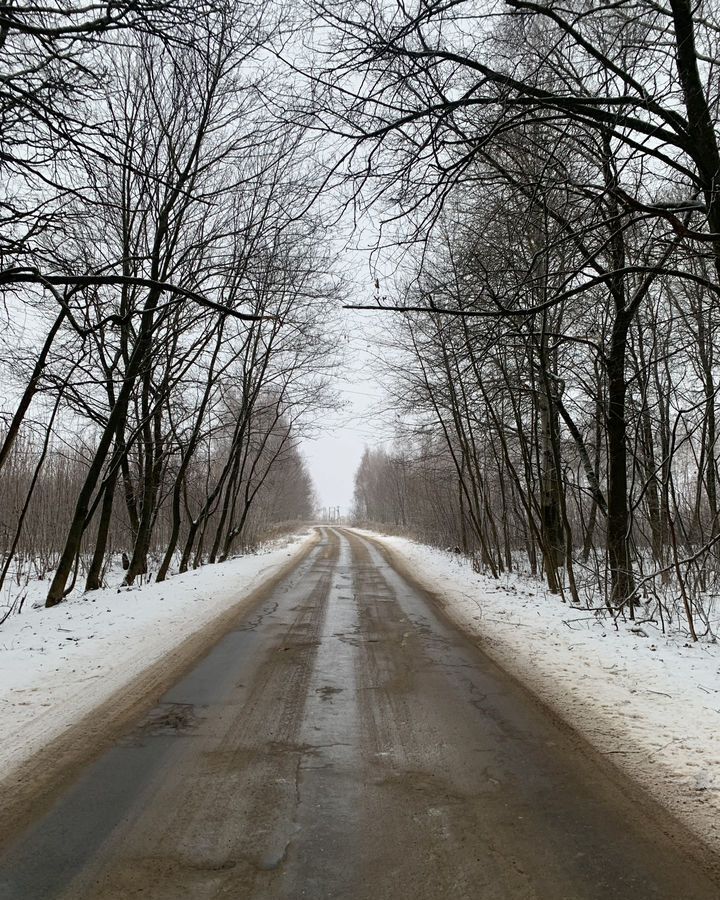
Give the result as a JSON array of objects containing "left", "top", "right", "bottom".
[
  {"left": 0, "top": 307, "right": 67, "bottom": 476},
  {"left": 45, "top": 301, "right": 157, "bottom": 606}
]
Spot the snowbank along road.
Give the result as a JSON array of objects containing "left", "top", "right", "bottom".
[{"left": 0, "top": 527, "right": 718, "bottom": 899}]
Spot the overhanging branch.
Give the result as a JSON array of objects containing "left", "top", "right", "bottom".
[{"left": 0, "top": 270, "right": 268, "bottom": 322}]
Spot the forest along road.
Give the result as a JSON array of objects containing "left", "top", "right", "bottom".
[{"left": 0, "top": 529, "right": 718, "bottom": 900}]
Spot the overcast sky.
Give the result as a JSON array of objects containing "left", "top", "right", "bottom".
[
  {"left": 301, "top": 320, "right": 388, "bottom": 516},
  {"left": 300, "top": 216, "right": 409, "bottom": 516}
]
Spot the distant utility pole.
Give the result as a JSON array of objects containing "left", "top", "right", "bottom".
[{"left": 322, "top": 505, "right": 341, "bottom": 524}]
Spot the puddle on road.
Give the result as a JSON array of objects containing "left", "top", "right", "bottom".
[{"left": 315, "top": 685, "right": 344, "bottom": 701}]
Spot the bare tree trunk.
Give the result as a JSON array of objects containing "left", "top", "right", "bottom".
[
  {"left": 606, "top": 311, "right": 635, "bottom": 608},
  {"left": 0, "top": 308, "right": 66, "bottom": 475},
  {"left": 85, "top": 465, "right": 119, "bottom": 591}
]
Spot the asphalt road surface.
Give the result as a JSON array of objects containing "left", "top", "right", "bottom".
[{"left": 0, "top": 528, "right": 718, "bottom": 899}]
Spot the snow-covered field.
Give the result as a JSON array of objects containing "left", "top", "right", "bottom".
[
  {"left": 361, "top": 530, "right": 720, "bottom": 852},
  {"left": 0, "top": 530, "right": 314, "bottom": 779}
]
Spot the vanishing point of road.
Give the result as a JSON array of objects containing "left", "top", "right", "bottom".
[{"left": 0, "top": 528, "right": 718, "bottom": 899}]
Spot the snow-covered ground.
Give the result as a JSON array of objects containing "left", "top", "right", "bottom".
[
  {"left": 360, "top": 529, "right": 720, "bottom": 852},
  {"left": 4, "top": 524, "right": 719, "bottom": 854},
  {"left": 0, "top": 530, "right": 314, "bottom": 779}
]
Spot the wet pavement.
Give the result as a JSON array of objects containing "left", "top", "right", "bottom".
[{"left": 0, "top": 527, "right": 718, "bottom": 899}]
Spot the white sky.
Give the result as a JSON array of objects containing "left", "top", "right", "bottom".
[
  {"left": 299, "top": 214, "right": 410, "bottom": 516},
  {"left": 301, "top": 321, "right": 389, "bottom": 515}
]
